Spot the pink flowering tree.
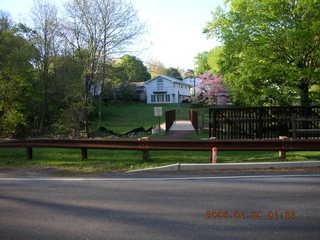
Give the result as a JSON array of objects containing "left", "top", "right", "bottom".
[{"left": 196, "top": 73, "right": 231, "bottom": 106}]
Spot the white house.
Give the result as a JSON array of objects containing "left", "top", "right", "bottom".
[
  {"left": 144, "top": 75, "right": 192, "bottom": 104},
  {"left": 182, "top": 78, "right": 202, "bottom": 96},
  {"left": 182, "top": 78, "right": 201, "bottom": 87}
]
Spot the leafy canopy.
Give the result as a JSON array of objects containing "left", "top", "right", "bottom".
[
  {"left": 116, "top": 55, "right": 151, "bottom": 82},
  {"left": 0, "top": 16, "right": 38, "bottom": 137},
  {"left": 205, "top": 0, "right": 320, "bottom": 106}
]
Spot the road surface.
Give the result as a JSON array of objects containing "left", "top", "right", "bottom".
[{"left": 1, "top": 174, "right": 319, "bottom": 240}]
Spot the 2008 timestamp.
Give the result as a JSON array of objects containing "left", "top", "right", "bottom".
[{"left": 204, "top": 209, "right": 296, "bottom": 220}]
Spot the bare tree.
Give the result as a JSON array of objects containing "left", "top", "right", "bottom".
[
  {"left": 0, "top": 11, "right": 12, "bottom": 33},
  {"left": 63, "top": 0, "right": 145, "bottom": 133},
  {"left": 147, "top": 60, "right": 168, "bottom": 78},
  {"left": 31, "top": 0, "right": 61, "bottom": 132}
]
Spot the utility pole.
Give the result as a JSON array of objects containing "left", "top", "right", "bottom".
[{"left": 193, "top": 77, "right": 196, "bottom": 97}]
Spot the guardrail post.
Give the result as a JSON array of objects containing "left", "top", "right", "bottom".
[
  {"left": 139, "top": 137, "right": 150, "bottom": 161},
  {"left": 143, "top": 150, "right": 150, "bottom": 161},
  {"left": 81, "top": 148, "right": 88, "bottom": 160},
  {"left": 211, "top": 147, "right": 218, "bottom": 164},
  {"left": 26, "top": 147, "right": 33, "bottom": 160},
  {"left": 279, "top": 136, "right": 288, "bottom": 160}
]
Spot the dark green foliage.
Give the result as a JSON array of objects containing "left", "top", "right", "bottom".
[
  {"left": 0, "top": 0, "right": 146, "bottom": 138},
  {"left": 166, "top": 67, "right": 183, "bottom": 80},
  {"left": 47, "top": 55, "right": 87, "bottom": 135},
  {"left": 116, "top": 55, "right": 151, "bottom": 82},
  {"left": 116, "top": 83, "right": 137, "bottom": 101},
  {"left": 183, "top": 69, "right": 195, "bottom": 79}
]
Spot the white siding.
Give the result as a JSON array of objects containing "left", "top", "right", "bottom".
[{"left": 145, "top": 75, "right": 192, "bottom": 104}]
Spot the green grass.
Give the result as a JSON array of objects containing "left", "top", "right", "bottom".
[
  {"left": 1, "top": 148, "right": 319, "bottom": 174},
  {"left": 184, "top": 129, "right": 210, "bottom": 139},
  {"left": 1, "top": 102, "right": 319, "bottom": 174},
  {"left": 91, "top": 102, "right": 193, "bottom": 134}
]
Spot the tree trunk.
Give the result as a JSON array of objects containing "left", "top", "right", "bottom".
[
  {"left": 299, "top": 79, "right": 311, "bottom": 107},
  {"left": 98, "top": 81, "right": 104, "bottom": 127},
  {"left": 84, "top": 74, "right": 91, "bottom": 138},
  {"left": 39, "top": 59, "right": 49, "bottom": 134}
]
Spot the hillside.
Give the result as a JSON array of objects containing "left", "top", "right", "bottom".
[{"left": 92, "top": 102, "right": 193, "bottom": 134}]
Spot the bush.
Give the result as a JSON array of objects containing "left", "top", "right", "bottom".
[{"left": 0, "top": 109, "right": 28, "bottom": 138}]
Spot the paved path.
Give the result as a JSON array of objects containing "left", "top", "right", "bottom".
[
  {"left": 156, "top": 120, "right": 195, "bottom": 139},
  {"left": 1, "top": 174, "right": 319, "bottom": 240},
  {"left": 170, "top": 120, "right": 195, "bottom": 131},
  {"left": 154, "top": 130, "right": 195, "bottom": 139}
]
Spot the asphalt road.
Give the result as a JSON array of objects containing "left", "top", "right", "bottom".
[{"left": 0, "top": 174, "right": 319, "bottom": 240}]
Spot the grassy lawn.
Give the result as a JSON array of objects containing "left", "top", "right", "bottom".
[
  {"left": 91, "top": 102, "right": 193, "bottom": 134},
  {"left": 1, "top": 102, "right": 319, "bottom": 174},
  {"left": 185, "top": 129, "right": 210, "bottom": 139},
  {"left": 1, "top": 147, "right": 319, "bottom": 174}
]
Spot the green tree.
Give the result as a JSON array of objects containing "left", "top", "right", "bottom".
[
  {"left": 207, "top": 46, "right": 224, "bottom": 75},
  {"left": 166, "top": 67, "right": 183, "bottom": 80},
  {"left": 47, "top": 55, "right": 89, "bottom": 135},
  {"left": 205, "top": 0, "right": 320, "bottom": 106},
  {"left": 117, "top": 55, "right": 151, "bottom": 82},
  {"left": 183, "top": 69, "right": 195, "bottom": 79},
  {"left": 194, "top": 51, "right": 210, "bottom": 75},
  {"left": 0, "top": 15, "right": 38, "bottom": 137}
]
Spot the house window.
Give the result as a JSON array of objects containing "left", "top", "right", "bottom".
[
  {"left": 166, "top": 94, "right": 170, "bottom": 102},
  {"left": 157, "top": 79, "right": 164, "bottom": 90},
  {"left": 151, "top": 95, "right": 155, "bottom": 102},
  {"left": 156, "top": 94, "right": 164, "bottom": 102}
]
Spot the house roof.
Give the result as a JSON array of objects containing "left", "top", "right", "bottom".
[
  {"left": 183, "top": 78, "right": 202, "bottom": 86},
  {"left": 145, "top": 75, "right": 193, "bottom": 87}
]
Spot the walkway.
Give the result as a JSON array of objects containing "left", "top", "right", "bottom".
[
  {"left": 170, "top": 120, "right": 195, "bottom": 131},
  {"left": 154, "top": 120, "right": 195, "bottom": 139}
]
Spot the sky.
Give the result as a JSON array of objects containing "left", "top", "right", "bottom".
[{"left": 1, "top": 0, "right": 224, "bottom": 70}]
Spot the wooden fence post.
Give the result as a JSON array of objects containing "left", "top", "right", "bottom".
[
  {"left": 279, "top": 136, "right": 288, "bottom": 160},
  {"left": 26, "top": 147, "right": 33, "bottom": 160},
  {"left": 81, "top": 148, "right": 88, "bottom": 160},
  {"left": 291, "top": 114, "right": 297, "bottom": 139}
]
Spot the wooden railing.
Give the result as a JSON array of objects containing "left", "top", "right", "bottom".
[
  {"left": 189, "top": 109, "right": 199, "bottom": 132},
  {"left": 1, "top": 138, "right": 320, "bottom": 162},
  {"left": 165, "top": 110, "right": 176, "bottom": 132},
  {"left": 209, "top": 106, "right": 320, "bottom": 139}
]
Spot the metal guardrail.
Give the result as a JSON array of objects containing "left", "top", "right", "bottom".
[{"left": 1, "top": 138, "right": 320, "bottom": 162}]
